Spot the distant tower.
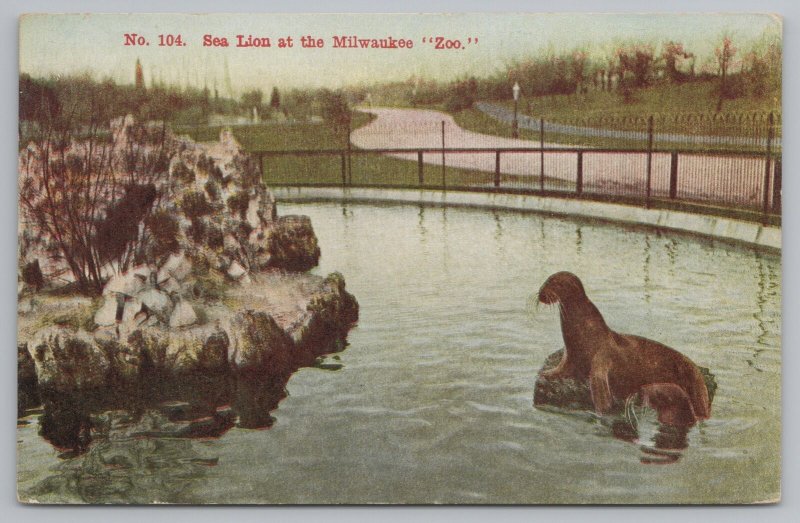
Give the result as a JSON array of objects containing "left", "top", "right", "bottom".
[{"left": 135, "top": 59, "right": 145, "bottom": 90}]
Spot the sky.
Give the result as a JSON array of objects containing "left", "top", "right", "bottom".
[{"left": 19, "top": 13, "right": 781, "bottom": 96}]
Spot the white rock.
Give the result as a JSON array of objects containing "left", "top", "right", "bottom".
[
  {"left": 138, "top": 288, "right": 171, "bottom": 316},
  {"left": 246, "top": 196, "right": 261, "bottom": 229},
  {"left": 18, "top": 297, "right": 38, "bottom": 315},
  {"left": 121, "top": 297, "right": 143, "bottom": 325},
  {"left": 94, "top": 297, "right": 119, "bottom": 327},
  {"left": 157, "top": 252, "right": 192, "bottom": 283},
  {"left": 159, "top": 276, "right": 181, "bottom": 294},
  {"left": 223, "top": 234, "right": 239, "bottom": 252},
  {"left": 130, "top": 265, "right": 154, "bottom": 284},
  {"left": 169, "top": 300, "right": 198, "bottom": 328},
  {"left": 227, "top": 261, "right": 246, "bottom": 280},
  {"left": 104, "top": 272, "right": 146, "bottom": 297}
]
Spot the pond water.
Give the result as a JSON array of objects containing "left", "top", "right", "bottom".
[{"left": 17, "top": 201, "right": 781, "bottom": 504}]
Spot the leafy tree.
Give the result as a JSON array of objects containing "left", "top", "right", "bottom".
[
  {"left": 18, "top": 75, "right": 175, "bottom": 294},
  {"left": 270, "top": 87, "right": 281, "bottom": 109},
  {"left": 94, "top": 184, "right": 157, "bottom": 266},
  {"left": 662, "top": 41, "right": 694, "bottom": 83},
  {"left": 616, "top": 44, "right": 656, "bottom": 88},
  {"left": 445, "top": 77, "right": 478, "bottom": 112},
  {"left": 241, "top": 89, "right": 263, "bottom": 111},
  {"left": 319, "top": 90, "right": 351, "bottom": 134},
  {"left": 19, "top": 74, "right": 61, "bottom": 124},
  {"left": 714, "top": 35, "right": 740, "bottom": 109}
]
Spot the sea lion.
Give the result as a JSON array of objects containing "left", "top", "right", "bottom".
[{"left": 537, "top": 271, "right": 710, "bottom": 425}]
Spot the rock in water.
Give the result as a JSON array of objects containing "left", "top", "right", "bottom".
[
  {"left": 533, "top": 349, "right": 717, "bottom": 412},
  {"left": 266, "top": 215, "right": 321, "bottom": 272},
  {"left": 228, "top": 310, "right": 295, "bottom": 374},
  {"left": 27, "top": 327, "right": 110, "bottom": 392}
]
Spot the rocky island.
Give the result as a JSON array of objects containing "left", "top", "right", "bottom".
[{"left": 17, "top": 116, "right": 358, "bottom": 455}]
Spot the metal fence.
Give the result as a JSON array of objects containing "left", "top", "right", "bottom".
[{"left": 254, "top": 114, "right": 781, "bottom": 225}]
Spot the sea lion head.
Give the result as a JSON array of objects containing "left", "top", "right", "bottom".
[{"left": 537, "top": 271, "right": 587, "bottom": 306}]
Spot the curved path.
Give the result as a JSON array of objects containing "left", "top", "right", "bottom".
[
  {"left": 351, "top": 107, "right": 775, "bottom": 210},
  {"left": 476, "top": 101, "right": 781, "bottom": 149}
]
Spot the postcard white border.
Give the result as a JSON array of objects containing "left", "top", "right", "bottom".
[{"left": 4, "top": 0, "right": 796, "bottom": 521}]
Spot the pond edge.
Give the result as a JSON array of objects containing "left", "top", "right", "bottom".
[{"left": 273, "top": 187, "right": 781, "bottom": 253}]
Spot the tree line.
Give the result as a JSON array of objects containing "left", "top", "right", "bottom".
[{"left": 369, "top": 31, "right": 781, "bottom": 112}]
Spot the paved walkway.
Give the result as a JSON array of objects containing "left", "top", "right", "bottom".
[{"left": 351, "top": 107, "right": 774, "bottom": 209}]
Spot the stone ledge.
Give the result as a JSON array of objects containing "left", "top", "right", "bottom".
[{"left": 273, "top": 186, "right": 781, "bottom": 252}]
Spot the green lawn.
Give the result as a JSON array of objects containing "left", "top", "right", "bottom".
[
  {"left": 173, "top": 116, "right": 777, "bottom": 225},
  {"left": 450, "top": 108, "right": 777, "bottom": 153},
  {"left": 513, "top": 81, "right": 780, "bottom": 121},
  {"left": 449, "top": 81, "right": 781, "bottom": 153},
  {"left": 175, "top": 116, "right": 559, "bottom": 190}
]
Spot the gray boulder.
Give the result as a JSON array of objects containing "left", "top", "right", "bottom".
[
  {"left": 164, "top": 325, "right": 230, "bottom": 374},
  {"left": 169, "top": 299, "right": 197, "bottom": 328},
  {"left": 157, "top": 252, "right": 193, "bottom": 284},
  {"left": 228, "top": 310, "right": 295, "bottom": 374},
  {"left": 93, "top": 297, "right": 119, "bottom": 327},
  {"left": 27, "top": 327, "right": 110, "bottom": 392},
  {"left": 265, "top": 215, "right": 321, "bottom": 272}
]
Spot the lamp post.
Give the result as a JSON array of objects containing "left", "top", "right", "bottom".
[{"left": 512, "top": 81, "right": 521, "bottom": 138}]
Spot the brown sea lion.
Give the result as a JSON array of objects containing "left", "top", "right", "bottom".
[{"left": 538, "top": 271, "right": 710, "bottom": 425}]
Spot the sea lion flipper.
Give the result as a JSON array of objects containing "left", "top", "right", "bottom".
[{"left": 589, "top": 365, "right": 613, "bottom": 415}]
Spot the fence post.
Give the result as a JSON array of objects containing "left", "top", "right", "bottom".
[
  {"left": 346, "top": 118, "right": 352, "bottom": 184},
  {"left": 495, "top": 151, "right": 501, "bottom": 188},
  {"left": 772, "top": 156, "right": 782, "bottom": 214},
  {"left": 441, "top": 120, "right": 446, "bottom": 189},
  {"left": 669, "top": 152, "right": 678, "bottom": 199},
  {"left": 762, "top": 112, "right": 774, "bottom": 221},
  {"left": 576, "top": 151, "right": 583, "bottom": 195},
  {"left": 539, "top": 118, "right": 545, "bottom": 191},
  {"left": 418, "top": 151, "right": 424, "bottom": 185},
  {"left": 645, "top": 115, "right": 654, "bottom": 208},
  {"left": 341, "top": 152, "right": 347, "bottom": 186}
]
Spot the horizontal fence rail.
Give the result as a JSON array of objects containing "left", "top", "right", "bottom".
[
  {"left": 476, "top": 102, "right": 783, "bottom": 150},
  {"left": 255, "top": 146, "right": 780, "bottom": 225},
  {"left": 246, "top": 112, "right": 780, "bottom": 226}
]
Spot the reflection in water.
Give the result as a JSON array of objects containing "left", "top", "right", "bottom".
[
  {"left": 643, "top": 234, "right": 652, "bottom": 304},
  {"left": 492, "top": 210, "right": 504, "bottom": 243},
  {"left": 18, "top": 203, "right": 782, "bottom": 504},
  {"left": 609, "top": 413, "right": 691, "bottom": 465},
  {"left": 440, "top": 206, "right": 450, "bottom": 274},
  {"left": 750, "top": 253, "right": 780, "bottom": 371},
  {"left": 417, "top": 205, "right": 427, "bottom": 240},
  {"left": 27, "top": 435, "right": 218, "bottom": 504},
  {"left": 25, "top": 364, "right": 336, "bottom": 501},
  {"left": 534, "top": 347, "right": 716, "bottom": 465},
  {"left": 575, "top": 225, "right": 582, "bottom": 256},
  {"left": 38, "top": 397, "right": 93, "bottom": 458},
  {"left": 33, "top": 354, "right": 344, "bottom": 459}
]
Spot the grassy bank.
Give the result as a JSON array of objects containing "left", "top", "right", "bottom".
[
  {"left": 446, "top": 81, "right": 780, "bottom": 153},
  {"left": 511, "top": 81, "right": 780, "bottom": 121},
  {"left": 175, "top": 116, "right": 554, "bottom": 190}
]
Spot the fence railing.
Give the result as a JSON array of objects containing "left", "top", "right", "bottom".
[
  {"left": 255, "top": 147, "right": 780, "bottom": 226},
  {"left": 475, "top": 102, "right": 782, "bottom": 152}
]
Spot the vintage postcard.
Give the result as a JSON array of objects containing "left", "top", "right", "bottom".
[{"left": 17, "top": 13, "right": 781, "bottom": 504}]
